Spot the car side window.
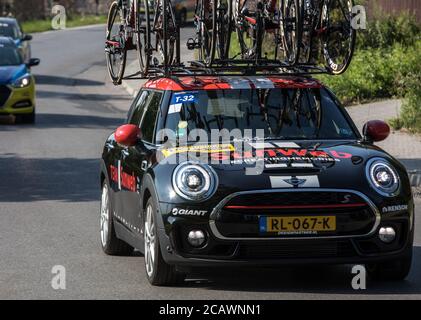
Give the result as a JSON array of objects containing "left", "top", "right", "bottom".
[
  {"left": 140, "top": 92, "right": 162, "bottom": 144},
  {"left": 127, "top": 90, "right": 150, "bottom": 125},
  {"left": 17, "top": 22, "right": 23, "bottom": 38}
]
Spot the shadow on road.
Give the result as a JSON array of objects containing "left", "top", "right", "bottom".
[
  {"left": 0, "top": 155, "right": 101, "bottom": 202},
  {"left": 181, "top": 246, "right": 421, "bottom": 295},
  {"left": 36, "top": 90, "right": 129, "bottom": 102},
  {"left": 35, "top": 75, "right": 104, "bottom": 87},
  {"left": 35, "top": 113, "right": 124, "bottom": 129},
  {"left": 0, "top": 113, "right": 124, "bottom": 131}
]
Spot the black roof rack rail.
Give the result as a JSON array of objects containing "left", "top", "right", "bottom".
[{"left": 122, "top": 60, "right": 331, "bottom": 81}]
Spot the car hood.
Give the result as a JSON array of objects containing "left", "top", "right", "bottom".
[
  {"left": 0, "top": 65, "right": 27, "bottom": 85},
  {"left": 155, "top": 140, "right": 410, "bottom": 203}
]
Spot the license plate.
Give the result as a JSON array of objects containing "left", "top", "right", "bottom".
[{"left": 259, "top": 216, "right": 336, "bottom": 234}]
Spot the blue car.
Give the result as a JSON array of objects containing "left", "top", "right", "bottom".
[
  {"left": 0, "top": 37, "right": 39, "bottom": 123},
  {"left": 0, "top": 17, "right": 32, "bottom": 63}
]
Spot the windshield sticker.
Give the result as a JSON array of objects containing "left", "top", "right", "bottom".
[
  {"left": 171, "top": 92, "right": 198, "bottom": 105},
  {"left": 176, "top": 122, "right": 188, "bottom": 137},
  {"left": 178, "top": 121, "right": 188, "bottom": 129},
  {"left": 161, "top": 144, "right": 235, "bottom": 158},
  {"left": 168, "top": 103, "right": 182, "bottom": 114}
]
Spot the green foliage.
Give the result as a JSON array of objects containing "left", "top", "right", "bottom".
[
  {"left": 398, "top": 72, "right": 421, "bottom": 133},
  {"left": 22, "top": 15, "right": 107, "bottom": 34},
  {"left": 357, "top": 12, "right": 420, "bottom": 49},
  {"left": 319, "top": 42, "right": 420, "bottom": 105},
  {"left": 320, "top": 12, "right": 421, "bottom": 132}
]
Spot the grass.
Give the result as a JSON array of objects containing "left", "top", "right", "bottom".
[
  {"left": 318, "top": 41, "right": 421, "bottom": 106},
  {"left": 22, "top": 15, "right": 107, "bottom": 34}
]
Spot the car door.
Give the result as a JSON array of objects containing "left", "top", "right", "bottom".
[
  {"left": 119, "top": 90, "right": 163, "bottom": 237},
  {"left": 112, "top": 90, "right": 150, "bottom": 228}
]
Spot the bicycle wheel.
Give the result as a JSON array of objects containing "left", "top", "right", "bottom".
[
  {"left": 105, "top": 1, "right": 127, "bottom": 85},
  {"left": 150, "top": 0, "right": 176, "bottom": 68},
  {"left": 299, "top": 0, "right": 319, "bottom": 64},
  {"left": 135, "top": 0, "right": 151, "bottom": 76},
  {"left": 280, "top": 0, "right": 302, "bottom": 65},
  {"left": 197, "top": 0, "right": 216, "bottom": 65},
  {"left": 214, "top": 0, "right": 232, "bottom": 61},
  {"left": 321, "top": 0, "right": 356, "bottom": 74},
  {"left": 235, "top": 0, "right": 262, "bottom": 60}
]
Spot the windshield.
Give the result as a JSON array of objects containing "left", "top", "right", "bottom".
[
  {"left": 164, "top": 88, "right": 357, "bottom": 142},
  {"left": 0, "top": 46, "right": 23, "bottom": 65},
  {"left": 0, "top": 22, "right": 18, "bottom": 39}
]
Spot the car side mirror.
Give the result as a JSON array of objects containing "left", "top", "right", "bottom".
[
  {"left": 115, "top": 124, "right": 142, "bottom": 147},
  {"left": 27, "top": 58, "right": 40, "bottom": 68},
  {"left": 22, "top": 34, "right": 33, "bottom": 41},
  {"left": 363, "top": 120, "right": 390, "bottom": 143}
]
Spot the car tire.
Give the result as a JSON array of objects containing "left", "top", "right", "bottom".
[
  {"left": 367, "top": 250, "right": 413, "bottom": 281},
  {"left": 144, "top": 197, "right": 186, "bottom": 286},
  {"left": 100, "top": 180, "right": 134, "bottom": 256},
  {"left": 19, "top": 110, "right": 35, "bottom": 124}
]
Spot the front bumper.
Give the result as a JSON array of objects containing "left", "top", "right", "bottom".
[
  {"left": 157, "top": 189, "right": 414, "bottom": 267},
  {"left": 0, "top": 83, "right": 35, "bottom": 115}
]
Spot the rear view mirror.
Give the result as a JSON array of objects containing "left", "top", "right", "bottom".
[
  {"left": 363, "top": 120, "right": 390, "bottom": 142},
  {"left": 115, "top": 124, "right": 141, "bottom": 147},
  {"left": 27, "top": 58, "right": 40, "bottom": 68},
  {"left": 22, "top": 34, "right": 33, "bottom": 41}
]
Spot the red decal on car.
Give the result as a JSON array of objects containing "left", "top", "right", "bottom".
[
  {"left": 121, "top": 171, "right": 136, "bottom": 192},
  {"left": 110, "top": 165, "right": 119, "bottom": 183},
  {"left": 330, "top": 150, "right": 352, "bottom": 159}
]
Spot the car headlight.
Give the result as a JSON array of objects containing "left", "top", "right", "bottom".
[
  {"left": 172, "top": 162, "right": 218, "bottom": 201},
  {"left": 366, "top": 158, "right": 400, "bottom": 197},
  {"left": 13, "top": 74, "right": 31, "bottom": 88}
]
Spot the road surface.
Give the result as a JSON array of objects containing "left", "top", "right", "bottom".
[{"left": 0, "top": 25, "right": 420, "bottom": 300}]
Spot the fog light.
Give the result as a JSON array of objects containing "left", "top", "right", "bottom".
[
  {"left": 379, "top": 227, "right": 396, "bottom": 243},
  {"left": 187, "top": 230, "right": 206, "bottom": 247}
]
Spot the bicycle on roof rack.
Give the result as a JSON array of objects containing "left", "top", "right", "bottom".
[
  {"left": 282, "top": 0, "right": 356, "bottom": 75},
  {"left": 105, "top": 0, "right": 181, "bottom": 85},
  {"left": 105, "top": 0, "right": 357, "bottom": 82}
]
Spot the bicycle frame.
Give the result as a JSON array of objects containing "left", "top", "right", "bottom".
[
  {"left": 235, "top": 0, "right": 278, "bottom": 60},
  {"left": 150, "top": 0, "right": 179, "bottom": 71}
]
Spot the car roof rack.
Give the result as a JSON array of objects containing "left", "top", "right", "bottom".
[{"left": 123, "top": 60, "right": 331, "bottom": 81}]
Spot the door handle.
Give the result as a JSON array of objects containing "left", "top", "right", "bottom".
[
  {"left": 121, "top": 149, "right": 130, "bottom": 158},
  {"left": 141, "top": 160, "right": 148, "bottom": 171}
]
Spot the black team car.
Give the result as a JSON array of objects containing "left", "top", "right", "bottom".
[{"left": 100, "top": 76, "right": 414, "bottom": 286}]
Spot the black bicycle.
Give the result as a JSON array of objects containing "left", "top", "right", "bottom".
[
  {"left": 281, "top": 0, "right": 356, "bottom": 74},
  {"left": 193, "top": 0, "right": 232, "bottom": 66},
  {"left": 236, "top": 0, "right": 282, "bottom": 61},
  {"left": 105, "top": 0, "right": 180, "bottom": 84}
]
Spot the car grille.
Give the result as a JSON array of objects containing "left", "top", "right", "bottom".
[
  {"left": 212, "top": 190, "right": 377, "bottom": 239},
  {"left": 238, "top": 240, "right": 356, "bottom": 259},
  {"left": 0, "top": 85, "right": 11, "bottom": 107},
  {"left": 225, "top": 191, "right": 364, "bottom": 207}
]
